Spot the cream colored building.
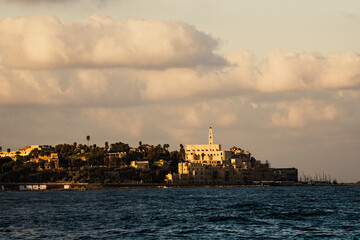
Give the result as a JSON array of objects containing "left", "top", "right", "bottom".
[
  {"left": 166, "top": 127, "right": 297, "bottom": 185},
  {"left": 18, "top": 145, "right": 42, "bottom": 156},
  {"left": 0, "top": 145, "right": 43, "bottom": 159},
  {"left": 130, "top": 160, "right": 149, "bottom": 170},
  {"left": 30, "top": 153, "right": 59, "bottom": 169},
  {"left": 0, "top": 151, "right": 16, "bottom": 158},
  {"left": 166, "top": 127, "right": 245, "bottom": 185},
  {"left": 185, "top": 127, "right": 232, "bottom": 166},
  {"left": 107, "top": 152, "right": 127, "bottom": 159}
]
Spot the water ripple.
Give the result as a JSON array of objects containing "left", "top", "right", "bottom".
[{"left": 0, "top": 186, "right": 359, "bottom": 239}]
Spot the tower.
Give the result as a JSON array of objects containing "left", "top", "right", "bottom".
[{"left": 209, "top": 127, "right": 213, "bottom": 145}]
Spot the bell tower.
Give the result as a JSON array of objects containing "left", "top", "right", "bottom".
[{"left": 209, "top": 127, "right": 213, "bottom": 145}]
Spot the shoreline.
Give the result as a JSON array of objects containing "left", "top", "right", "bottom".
[{"left": 1, "top": 182, "right": 358, "bottom": 191}]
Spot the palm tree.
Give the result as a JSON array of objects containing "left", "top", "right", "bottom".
[
  {"left": 105, "top": 141, "right": 109, "bottom": 152},
  {"left": 179, "top": 144, "right": 185, "bottom": 161},
  {"left": 86, "top": 135, "right": 90, "bottom": 147}
]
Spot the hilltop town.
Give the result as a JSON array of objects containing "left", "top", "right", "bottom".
[
  {"left": 166, "top": 127, "right": 297, "bottom": 185},
  {"left": 0, "top": 128, "right": 298, "bottom": 189}
]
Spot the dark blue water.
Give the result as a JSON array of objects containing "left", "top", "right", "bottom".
[{"left": 0, "top": 186, "right": 359, "bottom": 239}]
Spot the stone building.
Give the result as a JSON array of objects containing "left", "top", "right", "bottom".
[
  {"left": 130, "top": 160, "right": 149, "bottom": 170},
  {"left": 31, "top": 153, "right": 60, "bottom": 169},
  {"left": 166, "top": 127, "right": 298, "bottom": 185}
]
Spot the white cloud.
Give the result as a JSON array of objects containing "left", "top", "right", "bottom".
[
  {"left": 271, "top": 99, "right": 338, "bottom": 128},
  {"left": 0, "top": 15, "right": 226, "bottom": 69},
  {"left": 255, "top": 50, "right": 360, "bottom": 92},
  {"left": 137, "top": 49, "right": 360, "bottom": 102},
  {"left": 0, "top": 68, "right": 146, "bottom": 106},
  {"left": 1, "top": 15, "right": 360, "bottom": 109},
  {"left": 1, "top": 49, "right": 360, "bottom": 109},
  {"left": 0, "top": 15, "right": 359, "bottom": 167}
]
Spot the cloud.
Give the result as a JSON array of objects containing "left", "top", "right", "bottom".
[
  {"left": 342, "top": 11, "right": 360, "bottom": 20},
  {"left": 250, "top": 103, "right": 259, "bottom": 109},
  {"left": 1, "top": 49, "right": 360, "bottom": 110},
  {"left": 271, "top": 99, "right": 338, "bottom": 128},
  {"left": 0, "top": 15, "right": 226, "bottom": 69},
  {"left": 134, "top": 49, "right": 360, "bottom": 102},
  {"left": 5, "top": 0, "right": 73, "bottom": 3},
  {"left": 0, "top": 15, "right": 359, "bottom": 147},
  {"left": 254, "top": 50, "right": 360, "bottom": 92},
  {"left": 0, "top": 68, "right": 146, "bottom": 106},
  {"left": 1, "top": 15, "right": 360, "bottom": 108},
  {"left": 3, "top": 0, "right": 107, "bottom": 5}
]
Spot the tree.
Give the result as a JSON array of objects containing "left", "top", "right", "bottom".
[
  {"left": 105, "top": 141, "right": 109, "bottom": 152},
  {"left": 110, "top": 142, "right": 130, "bottom": 153},
  {"left": 169, "top": 150, "right": 181, "bottom": 173},
  {"left": 179, "top": 144, "right": 185, "bottom": 161},
  {"left": 86, "top": 135, "right": 90, "bottom": 147},
  {"left": 86, "top": 147, "right": 105, "bottom": 166},
  {"left": 73, "top": 142, "right": 77, "bottom": 149},
  {"left": 30, "top": 148, "right": 39, "bottom": 158}
]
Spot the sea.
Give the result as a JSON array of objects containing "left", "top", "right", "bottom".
[{"left": 0, "top": 186, "right": 359, "bottom": 239}]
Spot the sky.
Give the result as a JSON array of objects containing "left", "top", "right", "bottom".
[{"left": 0, "top": 0, "right": 359, "bottom": 182}]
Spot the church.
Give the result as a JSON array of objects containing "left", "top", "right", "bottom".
[{"left": 184, "top": 127, "right": 232, "bottom": 166}]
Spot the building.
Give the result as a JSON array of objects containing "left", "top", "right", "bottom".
[
  {"left": 106, "top": 152, "right": 127, "bottom": 167},
  {"left": 0, "top": 145, "right": 47, "bottom": 159},
  {"left": 153, "top": 159, "right": 170, "bottom": 170},
  {"left": 166, "top": 127, "right": 298, "bottom": 185},
  {"left": 107, "top": 152, "right": 127, "bottom": 159},
  {"left": 185, "top": 127, "right": 233, "bottom": 166},
  {"left": 130, "top": 160, "right": 149, "bottom": 170},
  {"left": 30, "top": 153, "right": 60, "bottom": 169}
]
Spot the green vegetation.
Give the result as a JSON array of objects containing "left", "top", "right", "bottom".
[{"left": 0, "top": 140, "right": 183, "bottom": 184}]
